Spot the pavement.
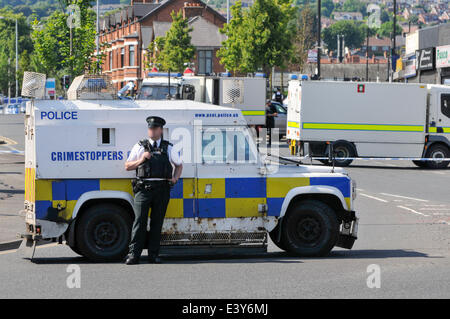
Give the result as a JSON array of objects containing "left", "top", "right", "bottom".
[
  {"left": 0, "top": 114, "right": 449, "bottom": 298},
  {"left": 0, "top": 115, "right": 25, "bottom": 243}
]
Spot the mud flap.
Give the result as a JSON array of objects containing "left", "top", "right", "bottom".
[
  {"left": 18, "top": 235, "right": 38, "bottom": 261},
  {"left": 336, "top": 234, "right": 357, "bottom": 249}
]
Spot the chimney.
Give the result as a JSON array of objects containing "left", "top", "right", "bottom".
[{"left": 183, "top": 2, "right": 204, "bottom": 19}]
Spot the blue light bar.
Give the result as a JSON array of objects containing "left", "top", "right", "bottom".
[
  {"left": 220, "top": 72, "right": 231, "bottom": 77},
  {"left": 254, "top": 72, "right": 266, "bottom": 77},
  {"left": 290, "top": 74, "right": 298, "bottom": 80},
  {"left": 147, "top": 72, "right": 182, "bottom": 77}
]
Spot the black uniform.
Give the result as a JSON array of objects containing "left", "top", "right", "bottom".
[
  {"left": 127, "top": 116, "right": 173, "bottom": 263},
  {"left": 266, "top": 102, "right": 277, "bottom": 146}
]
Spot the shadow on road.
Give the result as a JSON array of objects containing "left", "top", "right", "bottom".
[{"left": 25, "top": 248, "right": 440, "bottom": 265}]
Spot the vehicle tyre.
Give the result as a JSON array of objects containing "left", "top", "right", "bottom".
[
  {"left": 76, "top": 203, "right": 132, "bottom": 262},
  {"left": 68, "top": 244, "right": 83, "bottom": 256},
  {"left": 425, "top": 144, "right": 450, "bottom": 169},
  {"left": 281, "top": 200, "right": 339, "bottom": 257},
  {"left": 269, "top": 223, "right": 288, "bottom": 251},
  {"left": 412, "top": 160, "right": 427, "bottom": 168},
  {"left": 331, "top": 141, "right": 355, "bottom": 167}
]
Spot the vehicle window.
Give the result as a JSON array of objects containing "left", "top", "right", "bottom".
[
  {"left": 201, "top": 127, "right": 258, "bottom": 164},
  {"left": 137, "top": 85, "right": 178, "bottom": 100},
  {"left": 441, "top": 94, "right": 450, "bottom": 119},
  {"left": 272, "top": 103, "right": 286, "bottom": 114}
]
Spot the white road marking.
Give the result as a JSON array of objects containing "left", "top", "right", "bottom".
[
  {"left": 380, "top": 193, "right": 429, "bottom": 202},
  {"left": 0, "top": 243, "right": 58, "bottom": 255},
  {"left": 360, "top": 193, "right": 388, "bottom": 202},
  {"left": 397, "top": 205, "right": 430, "bottom": 217}
]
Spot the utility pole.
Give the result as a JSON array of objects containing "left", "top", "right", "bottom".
[
  {"left": 366, "top": 27, "right": 369, "bottom": 81},
  {"left": 391, "top": 0, "right": 397, "bottom": 82},
  {"left": 317, "top": 0, "right": 321, "bottom": 79},
  {"left": 15, "top": 18, "right": 18, "bottom": 98}
]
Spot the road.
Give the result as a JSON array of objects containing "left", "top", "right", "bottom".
[{"left": 0, "top": 115, "right": 449, "bottom": 298}]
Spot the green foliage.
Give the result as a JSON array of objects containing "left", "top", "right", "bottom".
[
  {"left": 322, "top": 20, "right": 365, "bottom": 51},
  {"left": 31, "top": 0, "right": 97, "bottom": 78},
  {"left": 217, "top": 1, "right": 244, "bottom": 73},
  {"left": 156, "top": 10, "right": 195, "bottom": 73},
  {"left": 218, "top": 0, "right": 295, "bottom": 74},
  {"left": 341, "top": 0, "right": 366, "bottom": 16},
  {"left": 0, "top": 9, "right": 33, "bottom": 95},
  {"left": 321, "top": 0, "right": 335, "bottom": 18},
  {"left": 290, "top": 5, "right": 317, "bottom": 69},
  {"left": 145, "top": 36, "right": 166, "bottom": 71},
  {"left": 377, "top": 21, "right": 402, "bottom": 38}
]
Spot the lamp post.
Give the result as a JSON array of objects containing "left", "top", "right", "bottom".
[{"left": 0, "top": 16, "right": 19, "bottom": 99}]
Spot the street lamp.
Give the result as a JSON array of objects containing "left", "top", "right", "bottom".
[{"left": 0, "top": 16, "right": 19, "bottom": 100}]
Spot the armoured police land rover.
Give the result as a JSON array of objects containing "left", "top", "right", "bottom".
[{"left": 21, "top": 74, "right": 358, "bottom": 261}]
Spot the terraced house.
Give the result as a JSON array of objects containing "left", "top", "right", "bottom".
[{"left": 97, "top": 0, "right": 227, "bottom": 90}]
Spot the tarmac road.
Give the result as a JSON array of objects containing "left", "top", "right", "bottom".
[{"left": 0, "top": 115, "right": 449, "bottom": 298}]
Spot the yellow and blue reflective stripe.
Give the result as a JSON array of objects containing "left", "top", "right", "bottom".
[
  {"left": 241, "top": 110, "right": 265, "bottom": 116},
  {"left": 429, "top": 127, "right": 450, "bottom": 133},
  {"left": 31, "top": 176, "right": 352, "bottom": 220},
  {"left": 303, "top": 122, "right": 424, "bottom": 132},
  {"left": 287, "top": 121, "right": 300, "bottom": 128}
]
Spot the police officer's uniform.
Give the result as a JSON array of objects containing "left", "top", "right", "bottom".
[{"left": 126, "top": 116, "right": 181, "bottom": 264}]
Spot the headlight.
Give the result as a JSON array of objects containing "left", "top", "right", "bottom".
[{"left": 352, "top": 179, "right": 357, "bottom": 200}]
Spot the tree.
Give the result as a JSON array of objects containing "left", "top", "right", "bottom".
[
  {"left": 145, "top": 36, "right": 166, "bottom": 71},
  {"left": 290, "top": 5, "right": 317, "bottom": 70},
  {"left": 341, "top": 0, "right": 366, "bottom": 16},
  {"left": 217, "top": 1, "right": 245, "bottom": 74},
  {"left": 322, "top": 20, "right": 365, "bottom": 52},
  {"left": 31, "top": 0, "right": 97, "bottom": 79},
  {"left": 157, "top": 10, "right": 195, "bottom": 73},
  {"left": 0, "top": 9, "right": 33, "bottom": 95},
  {"left": 376, "top": 21, "right": 402, "bottom": 38},
  {"left": 218, "top": 0, "right": 295, "bottom": 76},
  {"left": 321, "top": 0, "right": 335, "bottom": 18}
]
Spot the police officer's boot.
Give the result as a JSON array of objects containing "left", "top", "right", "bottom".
[{"left": 125, "top": 254, "right": 140, "bottom": 265}]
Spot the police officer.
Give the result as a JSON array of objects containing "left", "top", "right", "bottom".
[
  {"left": 272, "top": 88, "right": 283, "bottom": 103},
  {"left": 265, "top": 100, "right": 278, "bottom": 146},
  {"left": 124, "top": 116, "right": 183, "bottom": 265}
]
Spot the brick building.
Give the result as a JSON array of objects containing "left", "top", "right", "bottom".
[{"left": 97, "top": 0, "right": 227, "bottom": 90}]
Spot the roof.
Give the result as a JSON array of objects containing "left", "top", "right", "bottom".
[
  {"left": 138, "top": 0, "right": 226, "bottom": 24},
  {"left": 33, "top": 100, "right": 247, "bottom": 126},
  {"left": 152, "top": 17, "right": 226, "bottom": 46},
  {"left": 153, "top": 21, "right": 172, "bottom": 38}
]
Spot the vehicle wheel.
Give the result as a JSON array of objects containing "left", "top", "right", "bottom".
[
  {"left": 269, "top": 223, "right": 288, "bottom": 251},
  {"left": 412, "top": 160, "right": 427, "bottom": 168},
  {"left": 68, "top": 244, "right": 83, "bottom": 256},
  {"left": 425, "top": 144, "right": 450, "bottom": 169},
  {"left": 76, "top": 204, "right": 132, "bottom": 262},
  {"left": 281, "top": 200, "right": 339, "bottom": 257},
  {"left": 332, "top": 141, "right": 355, "bottom": 167}
]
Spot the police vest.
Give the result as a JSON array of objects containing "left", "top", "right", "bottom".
[{"left": 136, "top": 139, "right": 173, "bottom": 179}]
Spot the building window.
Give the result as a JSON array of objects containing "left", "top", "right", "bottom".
[
  {"left": 109, "top": 52, "right": 113, "bottom": 70},
  {"left": 121, "top": 48, "right": 125, "bottom": 67},
  {"left": 129, "top": 45, "right": 135, "bottom": 66},
  {"left": 198, "top": 50, "right": 213, "bottom": 75}
]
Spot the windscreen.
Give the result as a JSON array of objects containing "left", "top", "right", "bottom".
[{"left": 137, "top": 85, "right": 178, "bottom": 100}]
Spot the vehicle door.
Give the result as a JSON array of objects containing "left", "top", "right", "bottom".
[{"left": 194, "top": 125, "right": 266, "bottom": 231}]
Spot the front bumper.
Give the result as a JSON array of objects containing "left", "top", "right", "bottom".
[{"left": 336, "top": 212, "right": 358, "bottom": 249}]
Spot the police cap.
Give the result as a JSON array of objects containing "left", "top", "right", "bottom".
[{"left": 146, "top": 116, "right": 166, "bottom": 128}]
